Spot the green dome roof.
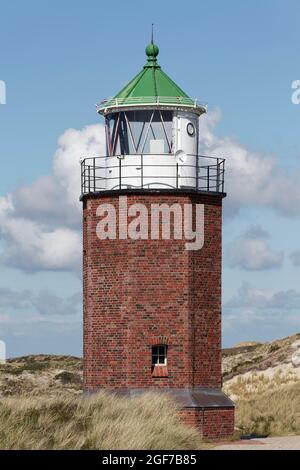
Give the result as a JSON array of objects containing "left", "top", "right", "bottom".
[{"left": 97, "top": 42, "right": 206, "bottom": 115}]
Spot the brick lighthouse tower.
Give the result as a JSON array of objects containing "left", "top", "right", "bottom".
[{"left": 81, "top": 40, "right": 234, "bottom": 439}]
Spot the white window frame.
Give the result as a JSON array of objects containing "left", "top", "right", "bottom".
[{"left": 152, "top": 344, "right": 167, "bottom": 366}]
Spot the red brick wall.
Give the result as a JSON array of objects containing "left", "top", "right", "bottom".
[
  {"left": 83, "top": 192, "right": 223, "bottom": 391},
  {"left": 179, "top": 408, "right": 235, "bottom": 439}
]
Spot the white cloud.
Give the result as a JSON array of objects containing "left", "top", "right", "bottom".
[
  {"left": 290, "top": 251, "right": 300, "bottom": 267},
  {"left": 199, "top": 110, "right": 300, "bottom": 217},
  {"left": 243, "top": 225, "right": 270, "bottom": 239},
  {"left": 0, "top": 314, "right": 11, "bottom": 325},
  {"left": 0, "top": 287, "right": 82, "bottom": 356},
  {"left": 223, "top": 282, "right": 300, "bottom": 345},
  {"left": 32, "top": 290, "right": 82, "bottom": 316},
  {"left": 0, "top": 287, "right": 81, "bottom": 318},
  {"left": 0, "top": 206, "right": 81, "bottom": 272},
  {"left": 226, "top": 282, "right": 300, "bottom": 310},
  {"left": 12, "top": 176, "right": 78, "bottom": 228},
  {"left": 226, "top": 225, "right": 283, "bottom": 270},
  {"left": 53, "top": 124, "right": 106, "bottom": 209},
  {"left": 0, "top": 287, "right": 31, "bottom": 309},
  {"left": 0, "top": 124, "right": 105, "bottom": 273},
  {"left": 0, "top": 112, "right": 299, "bottom": 274}
]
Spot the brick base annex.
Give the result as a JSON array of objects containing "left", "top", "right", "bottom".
[
  {"left": 179, "top": 407, "right": 234, "bottom": 439},
  {"left": 82, "top": 190, "right": 234, "bottom": 439}
]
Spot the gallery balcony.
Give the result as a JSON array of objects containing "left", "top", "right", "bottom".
[{"left": 80, "top": 153, "right": 225, "bottom": 197}]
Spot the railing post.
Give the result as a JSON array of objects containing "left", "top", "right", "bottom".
[
  {"left": 88, "top": 165, "right": 91, "bottom": 193},
  {"left": 93, "top": 158, "right": 96, "bottom": 192},
  {"left": 141, "top": 154, "right": 143, "bottom": 188},
  {"left": 196, "top": 155, "right": 199, "bottom": 191},
  {"left": 176, "top": 163, "right": 179, "bottom": 188},
  {"left": 119, "top": 157, "right": 122, "bottom": 190},
  {"left": 216, "top": 158, "right": 220, "bottom": 192},
  {"left": 81, "top": 160, "right": 83, "bottom": 195},
  {"left": 207, "top": 166, "right": 210, "bottom": 192}
]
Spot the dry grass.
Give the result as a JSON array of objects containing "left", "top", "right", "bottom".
[
  {"left": 224, "top": 368, "right": 299, "bottom": 401},
  {"left": 0, "top": 355, "right": 83, "bottom": 398},
  {"left": 1, "top": 341, "right": 300, "bottom": 447},
  {"left": 0, "top": 391, "right": 205, "bottom": 450},
  {"left": 222, "top": 333, "right": 300, "bottom": 380},
  {"left": 235, "top": 381, "right": 300, "bottom": 437},
  {"left": 222, "top": 333, "right": 300, "bottom": 437}
]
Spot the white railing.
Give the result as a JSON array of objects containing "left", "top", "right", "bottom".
[
  {"left": 81, "top": 154, "right": 225, "bottom": 196},
  {"left": 97, "top": 96, "right": 207, "bottom": 112}
]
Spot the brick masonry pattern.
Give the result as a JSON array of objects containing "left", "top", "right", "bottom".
[{"left": 82, "top": 192, "right": 234, "bottom": 438}]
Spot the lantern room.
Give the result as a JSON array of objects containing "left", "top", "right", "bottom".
[{"left": 81, "top": 41, "right": 225, "bottom": 194}]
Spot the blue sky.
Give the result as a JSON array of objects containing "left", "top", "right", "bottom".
[{"left": 0, "top": 0, "right": 299, "bottom": 357}]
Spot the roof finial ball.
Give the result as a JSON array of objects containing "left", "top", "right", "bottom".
[
  {"left": 145, "top": 42, "right": 159, "bottom": 59},
  {"left": 145, "top": 23, "right": 159, "bottom": 64}
]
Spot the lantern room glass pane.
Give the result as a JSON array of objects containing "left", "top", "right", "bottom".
[{"left": 107, "top": 111, "right": 173, "bottom": 155}]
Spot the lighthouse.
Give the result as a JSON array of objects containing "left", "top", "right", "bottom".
[{"left": 81, "top": 40, "right": 234, "bottom": 439}]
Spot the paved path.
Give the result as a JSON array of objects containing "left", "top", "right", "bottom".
[{"left": 215, "top": 436, "right": 300, "bottom": 450}]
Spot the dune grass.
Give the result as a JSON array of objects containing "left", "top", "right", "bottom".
[
  {"left": 235, "top": 381, "right": 300, "bottom": 437},
  {"left": 0, "top": 391, "right": 205, "bottom": 450},
  {"left": 224, "top": 369, "right": 299, "bottom": 400}
]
